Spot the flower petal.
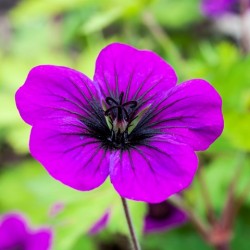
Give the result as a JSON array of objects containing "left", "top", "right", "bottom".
[
  {"left": 30, "top": 125, "right": 110, "bottom": 191},
  {"left": 16, "top": 65, "right": 98, "bottom": 126},
  {"left": 150, "top": 79, "right": 224, "bottom": 151},
  {"left": 0, "top": 214, "right": 27, "bottom": 248},
  {"left": 94, "top": 43, "right": 177, "bottom": 102},
  {"left": 109, "top": 136, "right": 198, "bottom": 203},
  {"left": 28, "top": 229, "right": 52, "bottom": 250}
]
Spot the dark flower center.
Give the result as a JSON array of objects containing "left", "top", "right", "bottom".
[
  {"left": 105, "top": 92, "right": 137, "bottom": 122},
  {"left": 104, "top": 92, "right": 137, "bottom": 148},
  {"left": 81, "top": 91, "right": 161, "bottom": 151},
  {"left": 103, "top": 92, "right": 138, "bottom": 149}
]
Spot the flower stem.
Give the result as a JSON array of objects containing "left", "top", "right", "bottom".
[
  {"left": 121, "top": 197, "right": 141, "bottom": 250},
  {"left": 169, "top": 195, "right": 209, "bottom": 240},
  {"left": 197, "top": 168, "right": 216, "bottom": 224}
]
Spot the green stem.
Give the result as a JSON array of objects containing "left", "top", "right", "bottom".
[
  {"left": 197, "top": 169, "right": 216, "bottom": 224},
  {"left": 169, "top": 196, "right": 209, "bottom": 240},
  {"left": 121, "top": 197, "right": 141, "bottom": 250}
]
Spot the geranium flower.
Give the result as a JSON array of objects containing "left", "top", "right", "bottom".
[
  {"left": 15, "top": 43, "right": 223, "bottom": 203},
  {"left": 0, "top": 213, "right": 52, "bottom": 250},
  {"left": 143, "top": 201, "right": 187, "bottom": 234},
  {"left": 201, "top": 0, "right": 250, "bottom": 17}
]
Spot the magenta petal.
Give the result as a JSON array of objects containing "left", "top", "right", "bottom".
[
  {"left": 88, "top": 210, "right": 110, "bottom": 235},
  {"left": 152, "top": 79, "right": 224, "bottom": 151},
  {"left": 30, "top": 125, "right": 110, "bottom": 191},
  {"left": 28, "top": 229, "right": 52, "bottom": 250},
  {"left": 16, "top": 65, "right": 98, "bottom": 126},
  {"left": 109, "top": 136, "right": 198, "bottom": 203},
  {"left": 0, "top": 214, "right": 27, "bottom": 249},
  {"left": 0, "top": 214, "right": 52, "bottom": 250},
  {"left": 94, "top": 43, "right": 177, "bottom": 101}
]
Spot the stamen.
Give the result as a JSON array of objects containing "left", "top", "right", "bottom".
[
  {"left": 104, "top": 106, "right": 118, "bottom": 116},
  {"left": 121, "top": 107, "right": 129, "bottom": 121},
  {"left": 117, "top": 106, "right": 123, "bottom": 121},
  {"left": 123, "top": 101, "right": 137, "bottom": 109},
  {"left": 104, "top": 93, "right": 138, "bottom": 122},
  {"left": 119, "top": 92, "right": 124, "bottom": 104},
  {"left": 106, "top": 97, "right": 118, "bottom": 106}
]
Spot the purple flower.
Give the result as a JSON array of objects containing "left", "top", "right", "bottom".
[
  {"left": 201, "top": 0, "right": 250, "bottom": 16},
  {"left": 144, "top": 201, "right": 187, "bottom": 234},
  {"left": 15, "top": 43, "right": 223, "bottom": 203},
  {"left": 0, "top": 213, "right": 52, "bottom": 250}
]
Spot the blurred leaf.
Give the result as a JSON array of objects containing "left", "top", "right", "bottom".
[
  {"left": 151, "top": 0, "right": 201, "bottom": 28},
  {"left": 224, "top": 112, "right": 250, "bottom": 151},
  {"left": 6, "top": 123, "right": 30, "bottom": 153},
  {"left": 232, "top": 208, "right": 250, "bottom": 250},
  {"left": 205, "top": 135, "right": 234, "bottom": 154},
  {"left": 81, "top": 7, "right": 123, "bottom": 35},
  {"left": 143, "top": 225, "right": 212, "bottom": 250},
  {"left": 187, "top": 153, "right": 250, "bottom": 216},
  {"left": 10, "top": 0, "right": 92, "bottom": 23},
  {"left": 0, "top": 93, "right": 19, "bottom": 126},
  {"left": 71, "top": 235, "right": 97, "bottom": 250}
]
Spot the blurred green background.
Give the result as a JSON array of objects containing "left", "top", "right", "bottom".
[{"left": 0, "top": 0, "right": 250, "bottom": 249}]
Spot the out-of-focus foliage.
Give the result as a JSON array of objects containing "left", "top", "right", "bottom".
[
  {"left": 0, "top": 0, "right": 250, "bottom": 249},
  {"left": 0, "top": 160, "right": 145, "bottom": 250}
]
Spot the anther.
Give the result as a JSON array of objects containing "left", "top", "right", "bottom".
[
  {"left": 104, "top": 93, "right": 138, "bottom": 122},
  {"left": 105, "top": 97, "right": 118, "bottom": 106},
  {"left": 123, "top": 101, "right": 137, "bottom": 109},
  {"left": 119, "top": 92, "right": 124, "bottom": 104}
]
